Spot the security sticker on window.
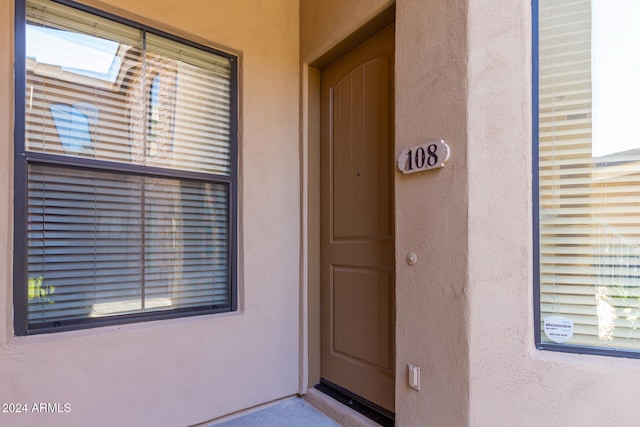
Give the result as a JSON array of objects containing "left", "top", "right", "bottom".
[{"left": 544, "top": 316, "right": 574, "bottom": 343}]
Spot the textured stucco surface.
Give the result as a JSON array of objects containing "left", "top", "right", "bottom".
[
  {"left": 394, "top": 1, "right": 470, "bottom": 425},
  {"left": 301, "top": 0, "right": 640, "bottom": 426},
  {"left": 0, "top": 1, "right": 300, "bottom": 426},
  {"left": 3, "top": 0, "right": 640, "bottom": 426},
  {"left": 301, "top": 0, "right": 470, "bottom": 425},
  {"left": 466, "top": 1, "right": 640, "bottom": 425},
  {"left": 300, "top": 0, "right": 392, "bottom": 65},
  {"left": 0, "top": 0, "right": 14, "bottom": 348}
]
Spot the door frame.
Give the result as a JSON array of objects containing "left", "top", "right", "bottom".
[{"left": 299, "top": 6, "right": 396, "bottom": 396}]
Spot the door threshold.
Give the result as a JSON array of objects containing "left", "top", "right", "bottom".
[{"left": 315, "top": 379, "right": 394, "bottom": 427}]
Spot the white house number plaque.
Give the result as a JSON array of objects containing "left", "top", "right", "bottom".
[{"left": 397, "top": 140, "right": 450, "bottom": 174}]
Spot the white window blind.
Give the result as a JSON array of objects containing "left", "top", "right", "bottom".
[
  {"left": 538, "top": 0, "right": 640, "bottom": 352},
  {"left": 25, "top": 0, "right": 232, "bottom": 175},
  {"left": 16, "top": 0, "right": 237, "bottom": 333},
  {"left": 27, "top": 165, "right": 230, "bottom": 324}
]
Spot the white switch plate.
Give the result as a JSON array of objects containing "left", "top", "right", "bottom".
[{"left": 408, "top": 364, "right": 421, "bottom": 391}]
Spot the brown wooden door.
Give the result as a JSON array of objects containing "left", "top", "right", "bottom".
[{"left": 320, "top": 23, "right": 395, "bottom": 413}]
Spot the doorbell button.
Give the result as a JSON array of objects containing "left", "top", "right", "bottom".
[{"left": 406, "top": 253, "right": 417, "bottom": 265}]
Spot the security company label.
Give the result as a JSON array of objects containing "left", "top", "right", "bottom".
[{"left": 544, "top": 316, "right": 574, "bottom": 343}]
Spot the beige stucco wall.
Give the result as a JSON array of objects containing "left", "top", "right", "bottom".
[
  {"left": 394, "top": 0, "right": 470, "bottom": 425},
  {"left": 300, "top": 0, "right": 392, "bottom": 66},
  {"left": 302, "top": 0, "right": 640, "bottom": 426},
  {"left": 0, "top": 1, "right": 300, "bottom": 426},
  {"left": 4, "top": 0, "right": 640, "bottom": 425},
  {"left": 299, "top": 0, "right": 395, "bottom": 394},
  {"left": 0, "top": 1, "right": 14, "bottom": 349},
  {"left": 466, "top": 1, "right": 640, "bottom": 425},
  {"left": 301, "top": 0, "right": 470, "bottom": 425}
]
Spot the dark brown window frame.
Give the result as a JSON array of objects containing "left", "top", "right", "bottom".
[{"left": 13, "top": 0, "right": 238, "bottom": 335}]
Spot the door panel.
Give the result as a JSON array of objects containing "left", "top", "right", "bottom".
[
  {"left": 332, "top": 266, "right": 392, "bottom": 369},
  {"left": 320, "top": 23, "right": 395, "bottom": 412}
]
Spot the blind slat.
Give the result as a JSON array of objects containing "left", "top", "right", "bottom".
[
  {"left": 20, "top": 0, "right": 235, "bottom": 332},
  {"left": 25, "top": 0, "right": 233, "bottom": 176},
  {"left": 537, "top": 0, "right": 640, "bottom": 351},
  {"left": 26, "top": 163, "right": 230, "bottom": 325}
]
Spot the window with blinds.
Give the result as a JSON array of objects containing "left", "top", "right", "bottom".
[
  {"left": 14, "top": 0, "right": 237, "bottom": 335},
  {"left": 536, "top": 0, "right": 640, "bottom": 355}
]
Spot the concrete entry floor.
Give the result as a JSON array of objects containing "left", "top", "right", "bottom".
[
  {"left": 205, "top": 397, "right": 340, "bottom": 427},
  {"left": 203, "top": 389, "right": 383, "bottom": 427}
]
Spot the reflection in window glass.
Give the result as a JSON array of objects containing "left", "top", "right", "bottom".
[
  {"left": 591, "top": 2, "right": 640, "bottom": 158},
  {"left": 26, "top": 25, "right": 122, "bottom": 83},
  {"left": 24, "top": 1, "right": 232, "bottom": 174},
  {"left": 50, "top": 104, "right": 93, "bottom": 154},
  {"left": 537, "top": 0, "right": 640, "bottom": 355},
  {"left": 148, "top": 74, "right": 160, "bottom": 156},
  {"left": 15, "top": 0, "right": 237, "bottom": 335}
]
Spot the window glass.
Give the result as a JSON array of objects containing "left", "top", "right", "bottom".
[
  {"left": 24, "top": 0, "right": 232, "bottom": 175},
  {"left": 27, "top": 164, "right": 229, "bottom": 324},
  {"left": 27, "top": 25, "right": 122, "bottom": 83},
  {"left": 537, "top": 0, "right": 640, "bottom": 354},
  {"left": 16, "top": 0, "right": 237, "bottom": 334},
  {"left": 49, "top": 104, "right": 93, "bottom": 154},
  {"left": 148, "top": 74, "right": 161, "bottom": 155}
]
